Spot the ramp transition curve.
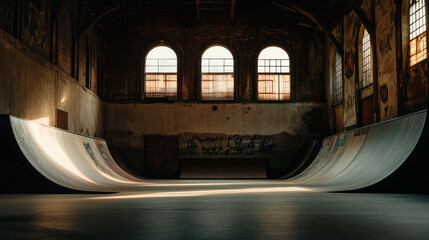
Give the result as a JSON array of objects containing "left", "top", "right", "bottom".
[{"left": 0, "top": 110, "right": 428, "bottom": 193}]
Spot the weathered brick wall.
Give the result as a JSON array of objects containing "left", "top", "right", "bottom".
[
  {"left": 104, "top": 6, "right": 326, "bottom": 102},
  {"left": 102, "top": 4, "right": 329, "bottom": 178}
]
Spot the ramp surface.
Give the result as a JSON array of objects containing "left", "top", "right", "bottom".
[{"left": 0, "top": 110, "right": 427, "bottom": 192}]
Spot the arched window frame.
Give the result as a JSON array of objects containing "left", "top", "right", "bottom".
[
  {"left": 140, "top": 41, "right": 182, "bottom": 101},
  {"left": 358, "top": 26, "right": 373, "bottom": 89},
  {"left": 408, "top": 0, "right": 427, "bottom": 66},
  {"left": 198, "top": 44, "right": 237, "bottom": 101},
  {"left": 255, "top": 44, "right": 293, "bottom": 102}
]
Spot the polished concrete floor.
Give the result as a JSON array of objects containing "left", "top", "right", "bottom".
[{"left": 1, "top": 190, "right": 429, "bottom": 240}]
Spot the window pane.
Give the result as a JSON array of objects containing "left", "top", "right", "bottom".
[
  {"left": 145, "top": 46, "right": 177, "bottom": 99},
  {"left": 257, "top": 46, "right": 290, "bottom": 100},
  {"left": 360, "top": 28, "right": 372, "bottom": 88},
  {"left": 201, "top": 73, "right": 234, "bottom": 100},
  {"left": 145, "top": 73, "right": 177, "bottom": 99},
  {"left": 201, "top": 46, "right": 234, "bottom": 100},
  {"left": 409, "top": 0, "right": 427, "bottom": 66},
  {"left": 258, "top": 74, "right": 290, "bottom": 100}
]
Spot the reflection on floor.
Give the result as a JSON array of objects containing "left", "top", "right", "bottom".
[{"left": 1, "top": 191, "right": 428, "bottom": 239}]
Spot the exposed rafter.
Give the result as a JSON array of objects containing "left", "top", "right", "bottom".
[
  {"left": 272, "top": 2, "right": 296, "bottom": 13},
  {"left": 54, "top": 0, "right": 73, "bottom": 21},
  {"left": 230, "top": 0, "right": 236, "bottom": 22},
  {"left": 196, "top": 0, "right": 200, "bottom": 22},
  {"left": 272, "top": 1, "right": 343, "bottom": 54},
  {"left": 340, "top": 0, "right": 374, "bottom": 34},
  {"left": 77, "top": 4, "right": 121, "bottom": 41}
]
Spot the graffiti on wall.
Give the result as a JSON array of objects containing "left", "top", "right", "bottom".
[{"left": 181, "top": 135, "right": 275, "bottom": 157}]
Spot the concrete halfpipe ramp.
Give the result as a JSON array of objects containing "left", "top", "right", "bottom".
[{"left": 0, "top": 110, "right": 428, "bottom": 193}]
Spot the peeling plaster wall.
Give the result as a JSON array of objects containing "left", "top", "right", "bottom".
[
  {"left": 105, "top": 102, "right": 327, "bottom": 138},
  {"left": 328, "top": 0, "right": 401, "bottom": 130},
  {"left": 342, "top": 11, "right": 360, "bottom": 128},
  {"left": 375, "top": 0, "right": 398, "bottom": 121},
  {"left": 0, "top": 30, "right": 103, "bottom": 137},
  {"left": 104, "top": 102, "right": 328, "bottom": 176},
  {"left": 399, "top": 0, "right": 428, "bottom": 113}
]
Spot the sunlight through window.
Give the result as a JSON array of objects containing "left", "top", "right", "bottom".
[
  {"left": 201, "top": 46, "right": 234, "bottom": 100},
  {"left": 145, "top": 46, "right": 177, "bottom": 100},
  {"left": 257, "top": 46, "right": 290, "bottom": 100}
]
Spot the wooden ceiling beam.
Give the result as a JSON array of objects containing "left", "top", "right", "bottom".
[
  {"left": 200, "top": 1, "right": 230, "bottom": 4},
  {"left": 54, "top": 0, "right": 73, "bottom": 21},
  {"left": 272, "top": 2, "right": 296, "bottom": 13},
  {"left": 230, "top": 0, "right": 236, "bottom": 22},
  {"left": 340, "top": 0, "right": 374, "bottom": 34},
  {"left": 273, "top": 1, "right": 343, "bottom": 54},
  {"left": 196, "top": 0, "right": 200, "bottom": 22},
  {"left": 77, "top": 4, "right": 121, "bottom": 41}
]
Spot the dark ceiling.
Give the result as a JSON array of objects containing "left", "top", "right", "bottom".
[{"left": 85, "top": 0, "right": 360, "bottom": 32}]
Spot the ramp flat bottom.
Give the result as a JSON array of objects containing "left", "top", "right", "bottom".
[{"left": 1, "top": 190, "right": 428, "bottom": 239}]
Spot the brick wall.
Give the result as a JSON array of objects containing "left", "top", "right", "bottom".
[{"left": 103, "top": 6, "right": 326, "bottom": 102}]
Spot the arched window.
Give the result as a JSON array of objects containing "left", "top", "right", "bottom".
[
  {"left": 359, "top": 28, "right": 372, "bottom": 88},
  {"left": 257, "top": 46, "right": 290, "bottom": 100},
  {"left": 201, "top": 46, "right": 234, "bottom": 100},
  {"left": 333, "top": 51, "right": 343, "bottom": 104},
  {"left": 409, "top": 0, "right": 427, "bottom": 66},
  {"left": 145, "top": 46, "right": 177, "bottom": 100},
  {"left": 358, "top": 26, "right": 375, "bottom": 126}
]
